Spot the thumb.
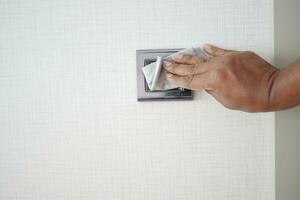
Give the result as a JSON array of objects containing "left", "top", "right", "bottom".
[{"left": 203, "top": 44, "right": 235, "bottom": 57}]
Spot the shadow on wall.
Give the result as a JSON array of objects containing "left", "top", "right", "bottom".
[
  {"left": 275, "top": 106, "right": 300, "bottom": 200},
  {"left": 274, "top": 0, "right": 300, "bottom": 200}
]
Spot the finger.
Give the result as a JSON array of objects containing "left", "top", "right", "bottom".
[
  {"left": 163, "top": 61, "right": 210, "bottom": 76},
  {"left": 203, "top": 44, "right": 235, "bottom": 56},
  {"left": 166, "top": 73, "right": 211, "bottom": 91},
  {"left": 172, "top": 53, "right": 206, "bottom": 65}
]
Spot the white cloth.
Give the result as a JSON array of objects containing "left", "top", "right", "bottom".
[{"left": 142, "top": 47, "right": 207, "bottom": 91}]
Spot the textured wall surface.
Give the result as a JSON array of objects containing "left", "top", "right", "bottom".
[{"left": 0, "top": 0, "right": 274, "bottom": 199}]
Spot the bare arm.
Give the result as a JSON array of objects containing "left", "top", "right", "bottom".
[{"left": 162, "top": 44, "right": 300, "bottom": 112}]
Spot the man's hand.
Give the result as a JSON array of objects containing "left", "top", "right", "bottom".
[{"left": 163, "top": 44, "right": 280, "bottom": 112}]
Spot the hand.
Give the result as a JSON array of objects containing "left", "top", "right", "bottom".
[{"left": 163, "top": 44, "right": 280, "bottom": 112}]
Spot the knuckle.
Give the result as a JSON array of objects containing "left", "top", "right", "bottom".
[
  {"left": 170, "top": 63, "right": 177, "bottom": 72},
  {"left": 182, "top": 54, "right": 192, "bottom": 61},
  {"left": 216, "top": 49, "right": 225, "bottom": 55},
  {"left": 243, "top": 50, "right": 255, "bottom": 56},
  {"left": 188, "top": 64, "right": 196, "bottom": 74},
  {"left": 185, "top": 75, "right": 195, "bottom": 87},
  {"left": 210, "top": 46, "right": 218, "bottom": 54},
  {"left": 223, "top": 53, "right": 242, "bottom": 67},
  {"left": 191, "top": 55, "right": 201, "bottom": 63},
  {"left": 211, "top": 68, "right": 227, "bottom": 82},
  {"left": 223, "top": 54, "right": 235, "bottom": 64}
]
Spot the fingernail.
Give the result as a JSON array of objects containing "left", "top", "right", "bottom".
[
  {"left": 163, "top": 61, "right": 171, "bottom": 68},
  {"left": 166, "top": 73, "right": 173, "bottom": 78},
  {"left": 172, "top": 53, "right": 183, "bottom": 60}
]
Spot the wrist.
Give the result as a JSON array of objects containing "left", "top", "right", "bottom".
[
  {"left": 268, "top": 59, "right": 300, "bottom": 111},
  {"left": 266, "top": 68, "right": 282, "bottom": 111}
]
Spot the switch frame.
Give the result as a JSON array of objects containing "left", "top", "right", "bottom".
[{"left": 136, "top": 48, "right": 193, "bottom": 101}]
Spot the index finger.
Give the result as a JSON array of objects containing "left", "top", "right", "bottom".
[
  {"left": 172, "top": 53, "right": 206, "bottom": 65},
  {"left": 163, "top": 61, "right": 211, "bottom": 76},
  {"left": 203, "top": 44, "right": 235, "bottom": 57}
]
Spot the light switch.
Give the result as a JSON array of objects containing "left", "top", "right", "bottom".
[{"left": 136, "top": 48, "right": 192, "bottom": 101}]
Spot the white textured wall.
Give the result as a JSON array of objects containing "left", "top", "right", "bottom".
[{"left": 0, "top": 0, "right": 274, "bottom": 199}]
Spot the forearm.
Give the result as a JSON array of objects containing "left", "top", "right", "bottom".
[{"left": 270, "top": 59, "right": 300, "bottom": 110}]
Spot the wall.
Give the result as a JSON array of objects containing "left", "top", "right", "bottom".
[
  {"left": 0, "top": 0, "right": 275, "bottom": 199},
  {"left": 274, "top": 0, "right": 300, "bottom": 200}
]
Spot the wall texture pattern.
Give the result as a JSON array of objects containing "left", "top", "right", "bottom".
[{"left": 0, "top": 0, "right": 274, "bottom": 199}]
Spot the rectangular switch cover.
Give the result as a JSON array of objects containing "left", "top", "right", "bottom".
[{"left": 136, "top": 48, "right": 193, "bottom": 101}]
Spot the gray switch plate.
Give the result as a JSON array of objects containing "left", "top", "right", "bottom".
[{"left": 136, "top": 48, "right": 193, "bottom": 101}]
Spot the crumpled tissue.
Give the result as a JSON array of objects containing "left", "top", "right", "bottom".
[{"left": 142, "top": 47, "right": 206, "bottom": 91}]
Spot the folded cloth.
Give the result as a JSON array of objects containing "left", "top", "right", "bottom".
[{"left": 142, "top": 47, "right": 207, "bottom": 91}]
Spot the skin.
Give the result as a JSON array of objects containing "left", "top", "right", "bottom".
[{"left": 163, "top": 44, "right": 300, "bottom": 112}]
